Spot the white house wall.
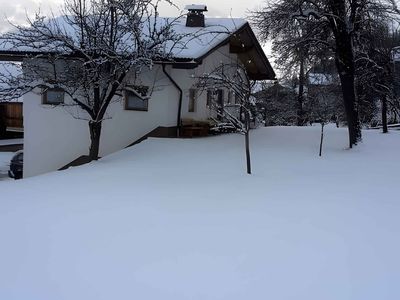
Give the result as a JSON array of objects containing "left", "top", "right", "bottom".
[
  {"left": 100, "top": 65, "right": 179, "bottom": 156},
  {"left": 23, "top": 44, "right": 240, "bottom": 177},
  {"left": 176, "top": 44, "right": 239, "bottom": 121},
  {"left": 23, "top": 89, "right": 91, "bottom": 177},
  {"left": 23, "top": 65, "right": 179, "bottom": 177}
]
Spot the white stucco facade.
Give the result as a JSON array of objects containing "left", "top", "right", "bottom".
[{"left": 23, "top": 44, "right": 239, "bottom": 177}]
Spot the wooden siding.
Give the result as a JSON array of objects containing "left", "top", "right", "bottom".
[{"left": 0, "top": 103, "right": 23, "bottom": 128}]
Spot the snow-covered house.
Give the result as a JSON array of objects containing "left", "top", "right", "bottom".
[{"left": 0, "top": 5, "right": 275, "bottom": 177}]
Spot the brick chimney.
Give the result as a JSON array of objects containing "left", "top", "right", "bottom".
[{"left": 184, "top": 4, "right": 207, "bottom": 27}]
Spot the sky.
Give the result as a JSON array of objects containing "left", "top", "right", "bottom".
[{"left": 158, "top": 0, "right": 264, "bottom": 18}]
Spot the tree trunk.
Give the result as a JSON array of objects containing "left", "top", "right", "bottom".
[
  {"left": 329, "top": 0, "right": 361, "bottom": 148},
  {"left": 333, "top": 38, "right": 361, "bottom": 147},
  {"left": 245, "top": 111, "right": 251, "bottom": 175},
  {"left": 297, "top": 50, "right": 305, "bottom": 126},
  {"left": 264, "top": 108, "right": 268, "bottom": 126},
  {"left": 89, "top": 120, "right": 102, "bottom": 160},
  {"left": 319, "top": 123, "right": 324, "bottom": 157},
  {"left": 382, "top": 96, "right": 388, "bottom": 133},
  {"left": 338, "top": 71, "right": 361, "bottom": 148}
]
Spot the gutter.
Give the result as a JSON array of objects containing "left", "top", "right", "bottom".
[
  {"left": 0, "top": 50, "right": 59, "bottom": 62},
  {"left": 162, "top": 64, "right": 183, "bottom": 136}
]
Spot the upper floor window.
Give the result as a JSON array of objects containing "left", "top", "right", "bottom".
[
  {"left": 124, "top": 85, "right": 149, "bottom": 111},
  {"left": 42, "top": 87, "right": 64, "bottom": 105}
]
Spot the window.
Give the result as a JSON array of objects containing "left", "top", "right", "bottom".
[
  {"left": 227, "top": 90, "right": 234, "bottom": 104},
  {"left": 234, "top": 92, "right": 241, "bottom": 104},
  {"left": 188, "top": 89, "right": 197, "bottom": 112},
  {"left": 216, "top": 89, "right": 224, "bottom": 120},
  {"left": 124, "top": 86, "right": 149, "bottom": 111},
  {"left": 206, "top": 89, "right": 224, "bottom": 119},
  {"left": 42, "top": 88, "right": 64, "bottom": 105},
  {"left": 206, "top": 90, "right": 212, "bottom": 108},
  {"left": 207, "top": 89, "right": 224, "bottom": 107}
]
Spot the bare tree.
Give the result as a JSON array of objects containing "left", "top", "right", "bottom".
[
  {"left": 308, "top": 82, "right": 340, "bottom": 156},
  {"left": 0, "top": 0, "right": 183, "bottom": 160},
  {"left": 252, "top": 0, "right": 400, "bottom": 148},
  {"left": 197, "top": 63, "right": 255, "bottom": 174},
  {"left": 356, "top": 21, "right": 400, "bottom": 133},
  {"left": 254, "top": 81, "right": 299, "bottom": 126}
]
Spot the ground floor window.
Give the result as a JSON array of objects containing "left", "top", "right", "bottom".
[
  {"left": 206, "top": 89, "right": 224, "bottom": 107},
  {"left": 235, "top": 92, "right": 242, "bottom": 104},
  {"left": 206, "top": 89, "right": 224, "bottom": 120},
  {"left": 188, "top": 89, "right": 197, "bottom": 112},
  {"left": 206, "top": 90, "right": 212, "bottom": 108},
  {"left": 42, "top": 87, "right": 65, "bottom": 105},
  {"left": 227, "top": 90, "right": 234, "bottom": 104},
  {"left": 125, "top": 86, "right": 149, "bottom": 111}
]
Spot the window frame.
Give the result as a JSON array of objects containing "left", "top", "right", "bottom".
[
  {"left": 42, "top": 87, "right": 65, "bottom": 105},
  {"left": 124, "top": 86, "right": 149, "bottom": 111}
]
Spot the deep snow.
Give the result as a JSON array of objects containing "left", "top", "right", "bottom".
[{"left": 0, "top": 125, "right": 399, "bottom": 300}]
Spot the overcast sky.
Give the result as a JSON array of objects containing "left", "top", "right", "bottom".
[{"left": 158, "top": 0, "right": 263, "bottom": 18}]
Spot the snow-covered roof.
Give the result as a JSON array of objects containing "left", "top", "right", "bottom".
[
  {"left": 0, "top": 15, "right": 247, "bottom": 61},
  {"left": 0, "top": 14, "right": 275, "bottom": 80},
  {"left": 167, "top": 17, "right": 246, "bottom": 59}
]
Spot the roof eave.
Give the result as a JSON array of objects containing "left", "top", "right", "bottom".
[
  {"left": 192, "top": 23, "right": 276, "bottom": 80},
  {"left": 0, "top": 50, "right": 61, "bottom": 62},
  {"left": 234, "top": 23, "right": 276, "bottom": 80}
]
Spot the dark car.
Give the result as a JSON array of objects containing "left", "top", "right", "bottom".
[{"left": 8, "top": 150, "right": 23, "bottom": 179}]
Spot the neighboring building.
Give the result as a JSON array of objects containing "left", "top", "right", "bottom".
[
  {"left": 307, "top": 71, "right": 341, "bottom": 100},
  {"left": 0, "top": 5, "right": 275, "bottom": 177}
]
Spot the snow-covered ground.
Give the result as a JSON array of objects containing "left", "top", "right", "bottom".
[{"left": 0, "top": 125, "right": 399, "bottom": 300}]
